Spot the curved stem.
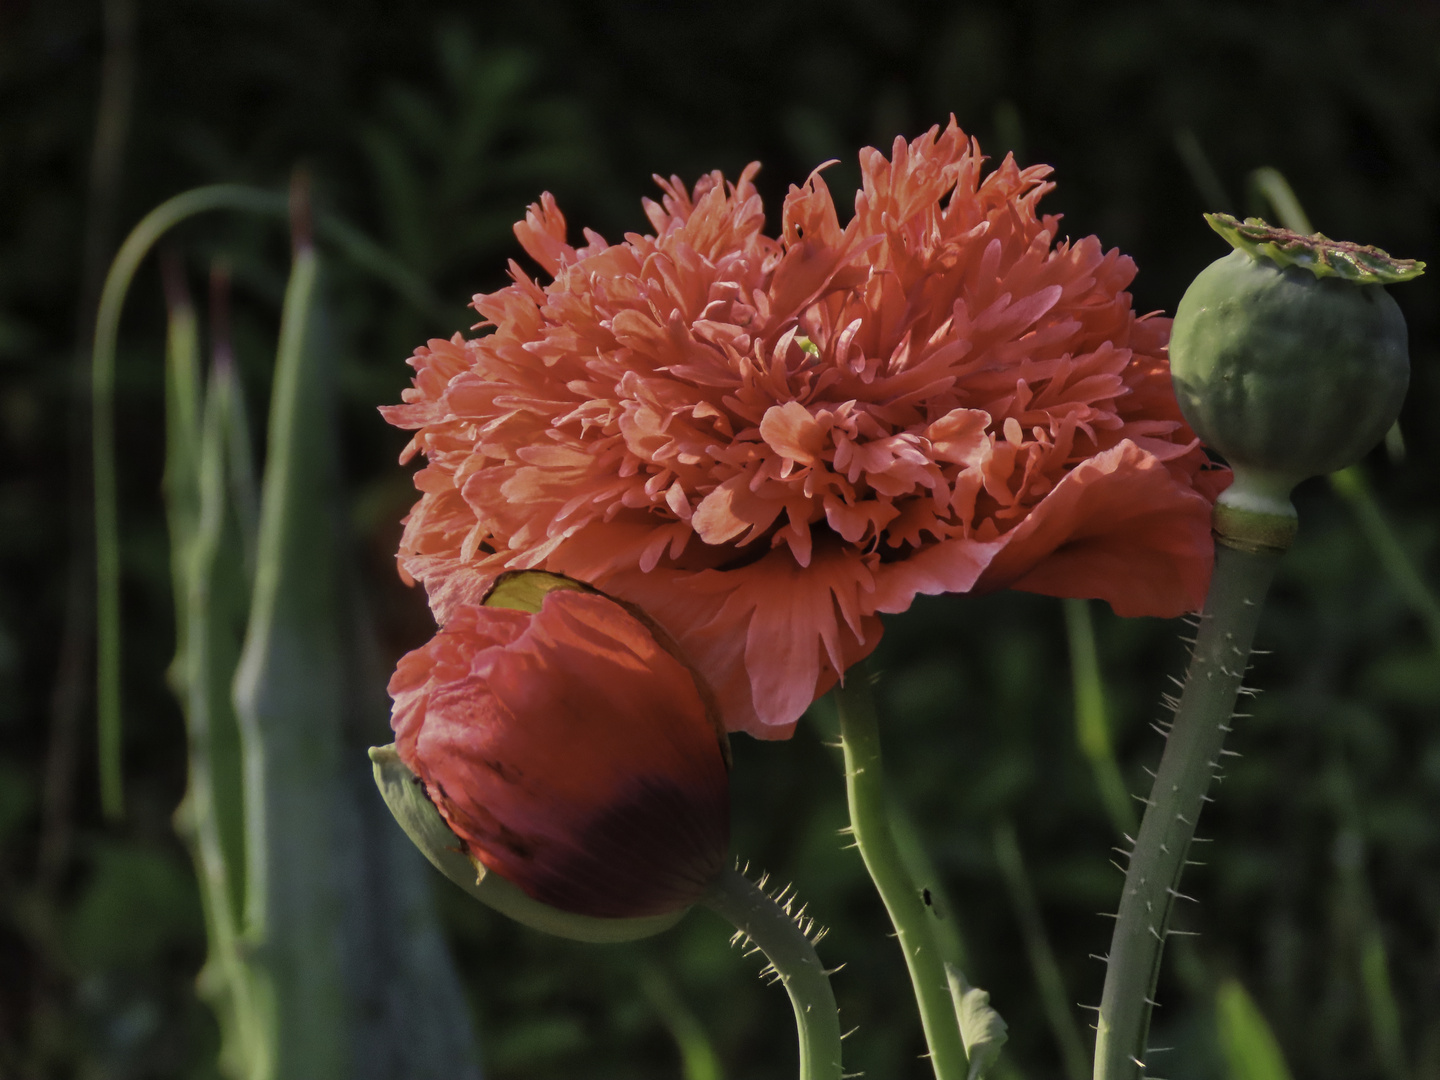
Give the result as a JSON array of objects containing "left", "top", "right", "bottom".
[
  {"left": 1093, "top": 540, "right": 1283, "bottom": 1080},
  {"left": 701, "top": 866, "right": 842, "bottom": 1080},
  {"left": 93, "top": 185, "right": 286, "bottom": 818},
  {"left": 92, "top": 184, "right": 445, "bottom": 818},
  {"left": 834, "top": 671, "right": 968, "bottom": 1080}
]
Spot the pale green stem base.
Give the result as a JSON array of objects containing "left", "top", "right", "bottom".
[
  {"left": 1094, "top": 541, "right": 1282, "bottom": 1080},
  {"left": 835, "top": 672, "right": 968, "bottom": 1080},
  {"left": 701, "top": 866, "right": 842, "bottom": 1080}
]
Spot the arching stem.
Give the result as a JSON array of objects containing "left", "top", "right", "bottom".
[
  {"left": 835, "top": 670, "right": 968, "bottom": 1080},
  {"left": 701, "top": 866, "right": 843, "bottom": 1080}
]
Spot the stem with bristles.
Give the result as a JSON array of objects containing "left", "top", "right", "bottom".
[
  {"left": 702, "top": 866, "right": 843, "bottom": 1080},
  {"left": 1093, "top": 529, "right": 1287, "bottom": 1080}
]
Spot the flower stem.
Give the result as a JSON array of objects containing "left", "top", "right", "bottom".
[
  {"left": 834, "top": 671, "right": 968, "bottom": 1080},
  {"left": 701, "top": 866, "right": 842, "bottom": 1080},
  {"left": 1093, "top": 537, "right": 1285, "bottom": 1080}
]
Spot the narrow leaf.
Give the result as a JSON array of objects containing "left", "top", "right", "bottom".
[{"left": 1215, "top": 979, "right": 1294, "bottom": 1080}]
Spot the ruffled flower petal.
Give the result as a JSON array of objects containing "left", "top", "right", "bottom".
[{"left": 384, "top": 117, "right": 1228, "bottom": 737}]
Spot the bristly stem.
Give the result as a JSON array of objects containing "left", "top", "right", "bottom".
[
  {"left": 701, "top": 866, "right": 843, "bottom": 1080},
  {"left": 834, "top": 669, "right": 968, "bottom": 1080},
  {"left": 1093, "top": 538, "right": 1285, "bottom": 1080}
]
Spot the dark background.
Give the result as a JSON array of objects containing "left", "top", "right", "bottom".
[{"left": 3, "top": 1, "right": 1439, "bottom": 1077}]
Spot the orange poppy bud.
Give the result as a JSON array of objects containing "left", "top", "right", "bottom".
[{"left": 385, "top": 575, "right": 730, "bottom": 924}]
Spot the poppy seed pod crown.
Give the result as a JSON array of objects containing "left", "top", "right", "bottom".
[{"left": 374, "top": 572, "right": 731, "bottom": 939}]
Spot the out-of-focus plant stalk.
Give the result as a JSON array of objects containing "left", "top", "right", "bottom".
[
  {"left": 93, "top": 185, "right": 287, "bottom": 818},
  {"left": 992, "top": 822, "right": 1088, "bottom": 1080},
  {"left": 230, "top": 200, "right": 349, "bottom": 1079},
  {"left": 640, "top": 966, "right": 724, "bottom": 1080},
  {"left": 92, "top": 185, "right": 444, "bottom": 818},
  {"left": 834, "top": 671, "right": 969, "bottom": 1080},
  {"left": 701, "top": 866, "right": 843, "bottom": 1080},
  {"left": 177, "top": 351, "right": 263, "bottom": 1076},
  {"left": 1328, "top": 466, "right": 1440, "bottom": 656},
  {"left": 1063, "top": 599, "right": 1137, "bottom": 838}
]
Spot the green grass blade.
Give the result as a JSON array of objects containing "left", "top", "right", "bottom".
[
  {"left": 1063, "top": 599, "right": 1136, "bottom": 837},
  {"left": 1329, "top": 466, "right": 1440, "bottom": 656},
  {"left": 991, "top": 822, "right": 1087, "bottom": 1080},
  {"left": 641, "top": 966, "right": 725, "bottom": 1080},
  {"left": 160, "top": 254, "right": 204, "bottom": 699},
  {"left": 1215, "top": 979, "right": 1294, "bottom": 1080},
  {"left": 1247, "top": 168, "right": 1314, "bottom": 235}
]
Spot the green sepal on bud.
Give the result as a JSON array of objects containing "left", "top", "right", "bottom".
[
  {"left": 370, "top": 745, "right": 688, "bottom": 943},
  {"left": 1170, "top": 214, "right": 1419, "bottom": 549}
]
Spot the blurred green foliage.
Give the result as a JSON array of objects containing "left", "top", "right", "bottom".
[{"left": 2, "top": 2, "right": 1438, "bottom": 1078}]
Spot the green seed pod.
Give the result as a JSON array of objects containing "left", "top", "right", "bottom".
[{"left": 1170, "top": 214, "right": 1421, "bottom": 546}]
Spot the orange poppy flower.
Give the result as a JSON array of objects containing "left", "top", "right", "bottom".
[
  {"left": 384, "top": 118, "right": 1226, "bottom": 738},
  {"left": 388, "top": 586, "right": 730, "bottom": 919}
]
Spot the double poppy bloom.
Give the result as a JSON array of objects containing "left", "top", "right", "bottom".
[
  {"left": 384, "top": 118, "right": 1225, "bottom": 742},
  {"left": 382, "top": 120, "right": 1226, "bottom": 920}
]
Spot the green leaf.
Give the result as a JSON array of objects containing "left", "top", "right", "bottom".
[
  {"left": 1215, "top": 978, "right": 1294, "bottom": 1080},
  {"left": 947, "top": 963, "right": 1009, "bottom": 1080}
]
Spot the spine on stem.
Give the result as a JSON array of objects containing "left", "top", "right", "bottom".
[
  {"left": 1093, "top": 528, "right": 1285, "bottom": 1080},
  {"left": 701, "top": 866, "right": 844, "bottom": 1080}
]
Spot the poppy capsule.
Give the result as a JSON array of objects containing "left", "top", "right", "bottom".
[
  {"left": 1170, "top": 214, "right": 1419, "bottom": 542},
  {"left": 374, "top": 572, "right": 731, "bottom": 941}
]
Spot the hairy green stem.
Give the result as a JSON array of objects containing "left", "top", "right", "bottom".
[
  {"left": 835, "top": 672, "right": 968, "bottom": 1080},
  {"left": 1094, "top": 540, "right": 1283, "bottom": 1080},
  {"left": 701, "top": 866, "right": 842, "bottom": 1080}
]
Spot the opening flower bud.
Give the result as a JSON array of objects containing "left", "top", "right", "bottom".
[
  {"left": 373, "top": 573, "right": 730, "bottom": 939},
  {"left": 1169, "top": 214, "right": 1421, "bottom": 538}
]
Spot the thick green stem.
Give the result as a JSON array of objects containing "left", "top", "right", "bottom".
[
  {"left": 701, "top": 866, "right": 842, "bottom": 1080},
  {"left": 835, "top": 672, "right": 968, "bottom": 1080},
  {"left": 1094, "top": 540, "right": 1283, "bottom": 1080}
]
